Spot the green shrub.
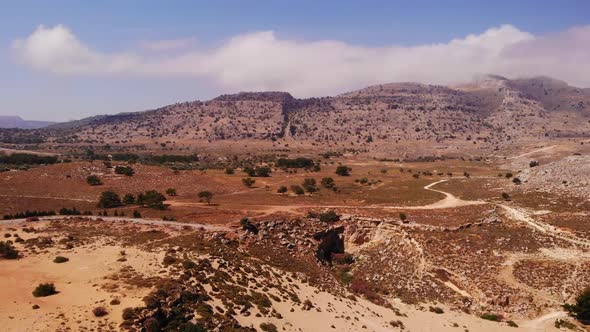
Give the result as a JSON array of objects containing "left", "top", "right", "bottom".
[
  {"left": 319, "top": 210, "right": 340, "bottom": 223},
  {"left": 137, "top": 190, "right": 166, "bottom": 209},
  {"left": 0, "top": 241, "right": 19, "bottom": 259},
  {"left": 98, "top": 191, "right": 122, "bottom": 208},
  {"left": 114, "top": 165, "right": 134, "bottom": 176},
  {"left": 291, "top": 185, "right": 305, "bottom": 195},
  {"left": 321, "top": 177, "right": 335, "bottom": 188},
  {"left": 481, "top": 313, "right": 501, "bottom": 322},
  {"left": 335, "top": 165, "right": 351, "bottom": 176},
  {"left": 302, "top": 178, "right": 318, "bottom": 193},
  {"left": 53, "top": 256, "right": 69, "bottom": 263},
  {"left": 33, "top": 283, "right": 57, "bottom": 297},
  {"left": 260, "top": 322, "right": 278, "bottom": 332},
  {"left": 123, "top": 193, "right": 136, "bottom": 205},
  {"left": 198, "top": 191, "right": 213, "bottom": 205},
  {"left": 277, "top": 185, "right": 288, "bottom": 193},
  {"left": 429, "top": 306, "right": 444, "bottom": 314},
  {"left": 242, "top": 177, "right": 256, "bottom": 187},
  {"left": 92, "top": 306, "right": 108, "bottom": 317},
  {"left": 224, "top": 167, "right": 234, "bottom": 175},
  {"left": 166, "top": 188, "right": 177, "bottom": 196},
  {"left": 506, "top": 320, "right": 518, "bottom": 327},
  {"left": 86, "top": 175, "right": 103, "bottom": 186}
]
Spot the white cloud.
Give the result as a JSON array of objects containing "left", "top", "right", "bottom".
[{"left": 12, "top": 24, "right": 590, "bottom": 96}]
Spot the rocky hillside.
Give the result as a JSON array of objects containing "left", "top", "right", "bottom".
[{"left": 4, "top": 75, "right": 590, "bottom": 153}]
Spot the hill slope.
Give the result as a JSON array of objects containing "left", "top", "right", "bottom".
[{"left": 3, "top": 76, "right": 590, "bottom": 154}]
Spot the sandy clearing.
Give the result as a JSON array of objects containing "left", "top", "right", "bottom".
[{"left": 0, "top": 243, "right": 159, "bottom": 331}]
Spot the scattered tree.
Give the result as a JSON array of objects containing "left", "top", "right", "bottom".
[
  {"left": 321, "top": 177, "right": 335, "bottom": 189},
  {"left": 291, "top": 185, "right": 305, "bottom": 195},
  {"left": 277, "top": 186, "right": 288, "bottom": 194},
  {"left": 198, "top": 191, "right": 213, "bottom": 205},
  {"left": 98, "top": 191, "right": 122, "bottom": 208},
  {"left": 123, "top": 193, "right": 136, "bottom": 205},
  {"left": 399, "top": 213, "right": 408, "bottom": 222},
  {"left": 335, "top": 165, "right": 351, "bottom": 176},
  {"left": 224, "top": 167, "right": 234, "bottom": 175},
  {"left": 242, "top": 177, "right": 256, "bottom": 188},
  {"left": 86, "top": 175, "right": 103, "bottom": 186},
  {"left": 137, "top": 190, "right": 166, "bottom": 210},
  {"left": 502, "top": 192, "right": 510, "bottom": 201},
  {"left": 166, "top": 188, "right": 177, "bottom": 196},
  {"left": 302, "top": 178, "right": 318, "bottom": 193}
]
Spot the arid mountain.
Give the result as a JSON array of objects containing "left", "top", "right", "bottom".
[
  {"left": 0, "top": 116, "right": 54, "bottom": 129},
  {"left": 3, "top": 76, "right": 590, "bottom": 154}
]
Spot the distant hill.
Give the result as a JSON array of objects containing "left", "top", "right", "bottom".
[
  {"left": 0, "top": 116, "right": 55, "bottom": 129},
  {"left": 1, "top": 75, "right": 589, "bottom": 155}
]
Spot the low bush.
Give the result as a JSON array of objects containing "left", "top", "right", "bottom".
[
  {"left": 319, "top": 210, "right": 340, "bottom": 223},
  {"left": 86, "top": 175, "right": 103, "bottom": 186},
  {"left": 53, "top": 256, "right": 69, "bottom": 263},
  {"left": 0, "top": 241, "right": 19, "bottom": 259},
  {"left": 33, "top": 283, "right": 57, "bottom": 297},
  {"left": 93, "top": 306, "right": 108, "bottom": 317}
]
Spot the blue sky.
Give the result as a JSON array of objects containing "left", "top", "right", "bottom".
[{"left": 1, "top": 0, "right": 589, "bottom": 121}]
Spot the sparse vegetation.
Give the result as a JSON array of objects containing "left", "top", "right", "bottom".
[
  {"left": 53, "top": 256, "right": 69, "bottom": 263},
  {"left": 319, "top": 210, "right": 340, "bottom": 223},
  {"left": 114, "top": 165, "right": 135, "bottom": 176},
  {"left": 242, "top": 177, "right": 256, "bottom": 187},
  {"left": 0, "top": 241, "right": 18, "bottom": 259},
  {"left": 98, "top": 190, "right": 122, "bottom": 208},
  {"left": 336, "top": 165, "right": 351, "bottom": 176},
  {"left": 166, "top": 188, "right": 177, "bottom": 196},
  {"left": 86, "top": 175, "right": 103, "bottom": 186},
  {"left": 33, "top": 283, "right": 57, "bottom": 297},
  {"left": 198, "top": 191, "right": 213, "bottom": 205}
]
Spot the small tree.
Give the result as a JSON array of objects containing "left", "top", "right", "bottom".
[
  {"left": 166, "top": 188, "right": 177, "bottom": 196},
  {"left": 225, "top": 167, "right": 235, "bottom": 175},
  {"left": 98, "top": 191, "right": 122, "bottom": 208},
  {"left": 132, "top": 210, "right": 141, "bottom": 218},
  {"left": 198, "top": 191, "right": 213, "bottom": 205},
  {"left": 86, "top": 175, "right": 103, "bottom": 186},
  {"left": 242, "top": 177, "right": 256, "bottom": 188},
  {"left": 529, "top": 160, "right": 539, "bottom": 168},
  {"left": 399, "top": 213, "right": 408, "bottom": 222},
  {"left": 255, "top": 166, "right": 272, "bottom": 177},
  {"left": 291, "top": 185, "right": 305, "bottom": 195},
  {"left": 502, "top": 192, "right": 510, "bottom": 201},
  {"left": 512, "top": 177, "right": 522, "bottom": 185},
  {"left": 123, "top": 193, "right": 136, "bottom": 205},
  {"left": 137, "top": 190, "right": 166, "bottom": 209},
  {"left": 302, "top": 178, "right": 318, "bottom": 193},
  {"left": 335, "top": 165, "right": 351, "bottom": 176},
  {"left": 321, "top": 177, "right": 335, "bottom": 189},
  {"left": 277, "top": 186, "right": 288, "bottom": 194}
]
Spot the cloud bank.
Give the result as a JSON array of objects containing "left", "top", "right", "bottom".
[{"left": 12, "top": 24, "right": 590, "bottom": 96}]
